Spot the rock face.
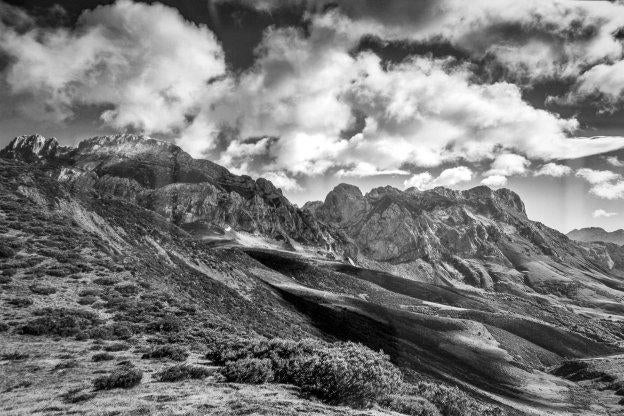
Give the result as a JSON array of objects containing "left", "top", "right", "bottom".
[
  {"left": 304, "top": 182, "right": 615, "bottom": 288},
  {"left": 0, "top": 134, "right": 67, "bottom": 162},
  {"left": 1, "top": 134, "right": 354, "bottom": 256},
  {"left": 568, "top": 227, "right": 624, "bottom": 245}
]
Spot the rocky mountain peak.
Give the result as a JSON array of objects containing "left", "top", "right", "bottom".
[
  {"left": 0, "top": 134, "right": 60, "bottom": 162},
  {"left": 76, "top": 133, "right": 180, "bottom": 157}
]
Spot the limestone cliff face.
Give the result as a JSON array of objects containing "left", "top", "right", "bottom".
[
  {"left": 304, "top": 182, "right": 613, "bottom": 287},
  {"left": 1, "top": 134, "right": 355, "bottom": 256}
]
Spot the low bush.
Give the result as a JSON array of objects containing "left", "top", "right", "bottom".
[
  {"left": 20, "top": 308, "right": 101, "bottom": 337},
  {"left": 29, "top": 284, "right": 57, "bottom": 295},
  {"left": 104, "top": 342, "right": 129, "bottom": 352},
  {"left": 380, "top": 394, "right": 441, "bottom": 416},
  {"left": 7, "top": 297, "right": 32, "bottom": 307},
  {"left": 61, "top": 388, "right": 96, "bottom": 404},
  {"left": 93, "top": 367, "right": 143, "bottom": 390},
  {"left": 0, "top": 245, "right": 16, "bottom": 258},
  {"left": 79, "top": 323, "right": 134, "bottom": 340},
  {"left": 1, "top": 352, "right": 29, "bottom": 360},
  {"left": 78, "top": 296, "right": 97, "bottom": 305},
  {"left": 92, "top": 352, "right": 115, "bottom": 362},
  {"left": 408, "top": 382, "right": 503, "bottom": 416},
  {"left": 223, "top": 358, "right": 274, "bottom": 384},
  {"left": 93, "top": 277, "right": 118, "bottom": 286},
  {"left": 0, "top": 275, "right": 11, "bottom": 284},
  {"left": 142, "top": 345, "right": 188, "bottom": 362},
  {"left": 213, "top": 337, "right": 402, "bottom": 407},
  {"left": 0, "top": 322, "right": 9, "bottom": 332},
  {"left": 146, "top": 315, "right": 181, "bottom": 333},
  {"left": 114, "top": 284, "right": 139, "bottom": 296},
  {"left": 79, "top": 289, "right": 101, "bottom": 297},
  {"left": 155, "top": 364, "right": 213, "bottom": 382}
]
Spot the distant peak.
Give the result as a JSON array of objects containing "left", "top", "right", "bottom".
[{"left": 0, "top": 134, "right": 60, "bottom": 162}]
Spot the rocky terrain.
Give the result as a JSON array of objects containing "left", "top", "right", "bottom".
[
  {"left": 568, "top": 227, "right": 624, "bottom": 246},
  {"left": 2, "top": 134, "right": 624, "bottom": 415}
]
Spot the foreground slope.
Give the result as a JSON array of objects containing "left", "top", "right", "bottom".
[{"left": 2, "top": 134, "right": 624, "bottom": 415}]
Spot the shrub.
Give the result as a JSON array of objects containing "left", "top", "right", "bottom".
[
  {"left": 61, "top": 388, "right": 96, "bottom": 404},
  {"left": 114, "top": 284, "right": 139, "bottom": 296},
  {"left": 80, "top": 323, "right": 134, "bottom": 340},
  {"left": 408, "top": 381, "right": 503, "bottom": 416},
  {"left": 93, "top": 277, "right": 118, "bottom": 286},
  {"left": 0, "top": 275, "right": 11, "bottom": 284},
  {"left": 223, "top": 358, "right": 274, "bottom": 384},
  {"left": 2, "top": 352, "right": 29, "bottom": 360},
  {"left": 146, "top": 315, "right": 181, "bottom": 333},
  {"left": 92, "top": 352, "right": 115, "bottom": 362},
  {"left": 29, "top": 284, "right": 57, "bottom": 295},
  {"left": 93, "top": 367, "right": 143, "bottom": 390},
  {"left": 155, "top": 364, "right": 213, "bottom": 382},
  {"left": 381, "top": 394, "right": 441, "bottom": 416},
  {"left": 79, "top": 289, "right": 101, "bottom": 297},
  {"left": 142, "top": 345, "right": 188, "bottom": 362},
  {"left": 78, "top": 296, "right": 97, "bottom": 305},
  {"left": 0, "top": 322, "right": 9, "bottom": 332},
  {"left": 0, "top": 245, "right": 16, "bottom": 258},
  {"left": 293, "top": 343, "right": 403, "bottom": 407},
  {"left": 212, "top": 337, "right": 403, "bottom": 407},
  {"left": 7, "top": 297, "right": 32, "bottom": 307},
  {"left": 104, "top": 342, "right": 129, "bottom": 352},
  {"left": 20, "top": 308, "right": 100, "bottom": 337}
]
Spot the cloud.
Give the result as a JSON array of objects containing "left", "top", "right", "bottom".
[
  {"left": 238, "top": 0, "right": 624, "bottom": 85},
  {"left": 261, "top": 171, "right": 302, "bottom": 191},
  {"left": 404, "top": 172, "right": 434, "bottom": 191},
  {"left": 485, "top": 153, "right": 529, "bottom": 177},
  {"left": 4, "top": 1, "right": 624, "bottom": 186},
  {"left": 575, "top": 168, "right": 620, "bottom": 185},
  {"left": 403, "top": 166, "right": 473, "bottom": 190},
  {"left": 335, "top": 162, "right": 408, "bottom": 178},
  {"left": 0, "top": 0, "right": 228, "bottom": 154},
  {"left": 605, "top": 156, "right": 624, "bottom": 168},
  {"left": 593, "top": 209, "right": 617, "bottom": 219},
  {"left": 554, "top": 61, "right": 624, "bottom": 112},
  {"left": 534, "top": 162, "right": 572, "bottom": 177},
  {"left": 575, "top": 168, "right": 624, "bottom": 200},
  {"left": 590, "top": 182, "right": 624, "bottom": 200},
  {"left": 480, "top": 175, "right": 507, "bottom": 188}
]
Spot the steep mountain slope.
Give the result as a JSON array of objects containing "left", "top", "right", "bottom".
[
  {"left": 2, "top": 134, "right": 624, "bottom": 415},
  {"left": 568, "top": 227, "right": 624, "bottom": 245},
  {"left": 1, "top": 134, "right": 356, "bottom": 257}
]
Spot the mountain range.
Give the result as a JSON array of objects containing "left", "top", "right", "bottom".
[
  {"left": 568, "top": 227, "right": 624, "bottom": 246},
  {"left": 2, "top": 134, "right": 624, "bottom": 415}
]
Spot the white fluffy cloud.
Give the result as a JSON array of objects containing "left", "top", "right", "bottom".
[
  {"left": 575, "top": 168, "right": 624, "bottom": 200},
  {"left": 214, "top": 13, "right": 624, "bottom": 178},
  {"left": 403, "top": 166, "right": 473, "bottom": 190},
  {"left": 576, "top": 168, "right": 620, "bottom": 185},
  {"left": 0, "top": 0, "right": 228, "bottom": 155},
  {"left": 485, "top": 154, "right": 529, "bottom": 177},
  {"left": 534, "top": 163, "right": 572, "bottom": 177},
  {"left": 605, "top": 156, "right": 624, "bottom": 168},
  {"left": 261, "top": 171, "right": 302, "bottom": 192},
  {"left": 241, "top": 0, "right": 624, "bottom": 85},
  {"left": 481, "top": 175, "right": 507, "bottom": 188},
  {"left": 4, "top": 1, "right": 624, "bottom": 191},
  {"left": 593, "top": 209, "right": 618, "bottom": 218}
]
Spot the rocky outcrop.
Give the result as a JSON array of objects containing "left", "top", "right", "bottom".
[
  {"left": 304, "top": 182, "right": 611, "bottom": 288},
  {"left": 0, "top": 134, "right": 68, "bottom": 162},
  {"left": 1, "top": 134, "right": 356, "bottom": 257},
  {"left": 568, "top": 227, "right": 624, "bottom": 245}
]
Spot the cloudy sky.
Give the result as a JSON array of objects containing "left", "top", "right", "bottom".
[{"left": 3, "top": 0, "right": 624, "bottom": 232}]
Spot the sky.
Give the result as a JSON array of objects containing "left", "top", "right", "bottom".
[{"left": 2, "top": 0, "right": 624, "bottom": 232}]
